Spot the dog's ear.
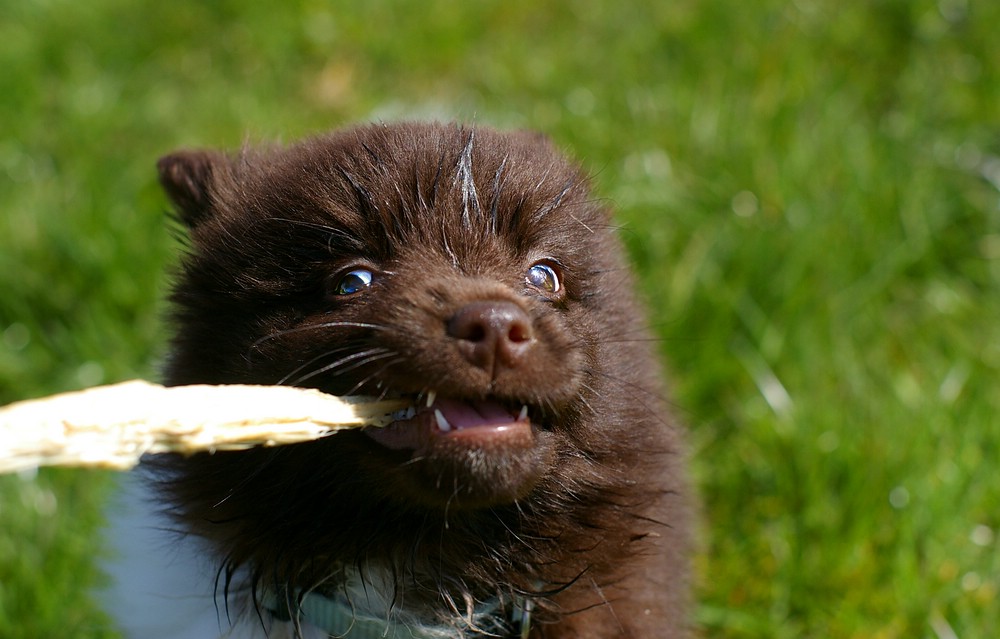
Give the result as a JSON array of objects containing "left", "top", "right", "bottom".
[{"left": 157, "top": 150, "right": 228, "bottom": 228}]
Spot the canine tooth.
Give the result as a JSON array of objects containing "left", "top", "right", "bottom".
[
  {"left": 405, "top": 406, "right": 417, "bottom": 420},
  {"left": 518, "top": 405, "right": 529, "bottom": 421},
  {"left": 434, "top": 409, "right": 452, "bottom": 432},
  {"left": 426, "top": 391, "right": 437, "bottom": 408}
]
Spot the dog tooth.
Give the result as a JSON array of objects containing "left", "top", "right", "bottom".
[
  {"left": 426, "top": 390, "right": 437, "bottom": 408},
  {"left": 405, "top": 405, "right": 417, "bottom": 420},
  {"left": 434, "top": 409, "right": 452, "bottom": 432},
  {"left": 518, "top": 405, "right": 529, "bottom": 421}
]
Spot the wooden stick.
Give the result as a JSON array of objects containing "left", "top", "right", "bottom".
[{"left": 0, "top": 380, "right": 407, "bottom": 473}]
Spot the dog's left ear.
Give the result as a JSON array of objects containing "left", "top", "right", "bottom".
[{"left": 157, "top": 150, "right": 228, "bottom": 228}]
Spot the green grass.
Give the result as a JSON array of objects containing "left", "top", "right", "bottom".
[{"left": 1, "top": 0, "right": 997, "bottom": 636}]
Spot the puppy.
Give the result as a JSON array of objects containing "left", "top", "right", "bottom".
[{"left": 125, "top": 122, "right": 690, "bottom": 638}]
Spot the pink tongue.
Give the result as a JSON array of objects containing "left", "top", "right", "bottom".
[
  {"left": 434, "top": 398, "right": 517, "bottom": 430},
  {"left": 363, "top": 398, "right": 521, "bottom": 450}
]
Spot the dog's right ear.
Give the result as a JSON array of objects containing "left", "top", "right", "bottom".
[{"left": 157, "top": 151, "right": 227, "bottom": 228}]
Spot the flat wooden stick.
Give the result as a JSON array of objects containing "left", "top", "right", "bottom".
[{"left": 0, "top": 380, "right": 407, "bottom": 473}]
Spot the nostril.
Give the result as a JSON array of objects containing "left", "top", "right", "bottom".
[
  {"left": 507, "top": 320, "right": 532, "bottom": 343},
  {"left": 447, "top": 307, "right": 490, "bottom": 343},
  {"left": 464, "top": 323, "right": 487, "bottom": 343}
]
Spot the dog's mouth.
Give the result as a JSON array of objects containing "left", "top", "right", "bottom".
[{"left": 363, "top": 393, "right": 534, "bottom": 451}]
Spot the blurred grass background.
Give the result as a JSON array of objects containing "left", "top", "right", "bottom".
[{"left": 1, "top": 0, "right": 998, "bottom": 637}]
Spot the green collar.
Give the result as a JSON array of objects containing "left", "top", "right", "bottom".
[{"left": 265, "top": 590, "right": 532, "bottom": 639}]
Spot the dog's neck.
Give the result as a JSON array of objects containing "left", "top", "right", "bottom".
[{"left": 261, "top": 567, "right": 531, "bottom": 639}]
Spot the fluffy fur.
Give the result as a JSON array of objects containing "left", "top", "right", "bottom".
[{"left": 143, "top": 122, "right": 690, "bottom": 638}]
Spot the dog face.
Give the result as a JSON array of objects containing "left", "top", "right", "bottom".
[{"left": 155, "top": 122, "right": 689, "bottom": 635}]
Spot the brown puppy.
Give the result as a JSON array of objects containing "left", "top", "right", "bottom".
[{"left": 153, "top": 122, "right": 691, "bottom": 638}]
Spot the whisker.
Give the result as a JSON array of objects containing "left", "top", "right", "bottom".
[
  {"left": 344, "top": 357, "right": 406, "bottom": 395},
  {"left": 273, "top": 344, "right": 368, "bottom": 385},
  {"left": 291, "top": 350, "right": 397, "bottom": 386},
  {"left": 589, "top": 576, "right": 625, "bottom": 635},
  {"left": 250, "top": 321, "right": 392, "bottom": 351},
  {"left": 574, "top": 382, "right": 600, "bottom": 418}
]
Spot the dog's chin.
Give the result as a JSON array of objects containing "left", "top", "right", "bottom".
[{"left": 361, "top": 397, "right": 557, "bottom": 509}]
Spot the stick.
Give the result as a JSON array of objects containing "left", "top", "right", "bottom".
[{"left": 0, "top": 380, "right": 407, "bottom": 474}]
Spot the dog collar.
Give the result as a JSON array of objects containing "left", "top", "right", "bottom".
[{"left": 265, "top": 590, "right": 532, "bottom": 639}]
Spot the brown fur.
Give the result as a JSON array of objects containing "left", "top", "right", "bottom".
[{"left": 152, "top": 122, "right": 691, "bottom": 637}]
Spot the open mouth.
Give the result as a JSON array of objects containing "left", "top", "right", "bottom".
[{"left": 363, "top": 393, "right": 534, "bottom": 451}]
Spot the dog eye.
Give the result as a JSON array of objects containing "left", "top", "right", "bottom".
[
  {"left": 526, "top": 262, "right": 561, "bottom": 294},
  {"left": 332, "top": 268, "right": 374, "bottom": 296}
]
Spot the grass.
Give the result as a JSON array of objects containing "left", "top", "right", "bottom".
[{"left": 1, "top": 0, "right": 998, "bottom": 636}]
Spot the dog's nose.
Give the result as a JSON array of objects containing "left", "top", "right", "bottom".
[{"left": 447, "top": 301, "right": 534, "bottom": 374}]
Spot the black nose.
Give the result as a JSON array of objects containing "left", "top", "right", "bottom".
[{"left": 447, "top": 301, "right": 535, "bottom": 375}]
